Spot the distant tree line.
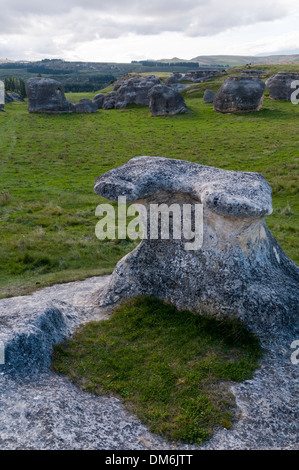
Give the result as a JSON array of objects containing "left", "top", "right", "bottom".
[
  {"left": 27, "top": 65, "right": 74, "bottom": 74},
  {"left": 4, "top": 76, "right": 26, "bottom": 98},
  {"left": 64, "top": 75, "right": 116, "bottom": 92}
]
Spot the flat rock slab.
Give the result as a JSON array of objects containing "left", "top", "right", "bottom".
[
  {"left": 0, "top": 276, "right": 111, "bottom": 373},
  {"left": 0, "top": 276, "right": 298, "bottom": 449}
]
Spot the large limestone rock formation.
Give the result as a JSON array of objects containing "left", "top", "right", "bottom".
[
  {"left": 94, "top": 156, "right": 299, "bottom": 335},
  {"left": 214, "top": 76, "right": 266, "bottom": 113},
  {"left": 113, "top": 75, "right": 161, "bottom": 109},
  {"left": 26, "top": 78, "right": 75, "bottom": 113},
  {"left": 149, "top": 84, "right": 188, "bottom": 116},
  {"left": 266, "top": 72, "right": 299, "bottom": 101}
]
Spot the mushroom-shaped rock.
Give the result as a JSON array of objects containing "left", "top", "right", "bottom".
[
  {"left": 94, "top": 156, "right": 299, "bottom": 336},
  {"left": 74, "top": 98, "right": 98, "bottom": 113},
  {"left": 214, "top": 76, "right": 266, "bottom": 113},
  {"left": 203, "top": 89, "right": 215, "bottom": 103},
  {"left": 92, "top": 93, "right": 105, "bottom": 109},
  {"left": 25, "top": 78, "right": 75, "bottom": 113},
  {"left": 149, "top": 84, "right": 188, "bottom": 116},
  {"left": 266, "top": 72, "right": 299, "bottom": 101}
]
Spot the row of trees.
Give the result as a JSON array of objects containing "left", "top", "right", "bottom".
[{"left": 4, "top": 77, "right": 27, "bottom": 98}]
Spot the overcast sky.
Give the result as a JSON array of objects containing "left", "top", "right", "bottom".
[{"left": 1, "top": 0, "right": 299, "bottom": 61}]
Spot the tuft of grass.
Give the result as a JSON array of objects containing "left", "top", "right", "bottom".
[{"left": 52, "top": 296, "right": 262, "bottom": 445}]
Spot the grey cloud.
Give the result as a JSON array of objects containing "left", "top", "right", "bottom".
[{"left": 0, "top": 0, "right": 291, "bottom": 57}]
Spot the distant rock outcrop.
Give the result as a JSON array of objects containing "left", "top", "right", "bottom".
[
  {"left": 26, "top": 78, "right": 75, "bottom": 113},
  {"left": 183, "top": 70, "right": 223, "bottom": 82},
  {"left": 74, "top": 99, "right": 97, "bottom": 113},
  {"left": 94, "top": 156, "right": 299, "bottom": 336},
  {"left": 203, "top": 89, "right": 215, "bottom": 103},
  {"left": 266, "top": 72, "right": 299, "bottom": 101},
  {"left": 213, "top": 76, "right": 266, "bottom": 113},
  {"left": 149, "top": 84, "right": 188, "bottom": 116}
]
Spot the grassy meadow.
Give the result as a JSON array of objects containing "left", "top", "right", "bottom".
[{"left": 0, "top": 67, "right": 298, "bottom": 298}]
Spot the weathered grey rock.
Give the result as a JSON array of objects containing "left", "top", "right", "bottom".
[
  {"left": 102, "top": 91, "right": 118, "bottom": 110},
  {"left": 0, "top": 276, "right": 110, "bottom": 374},
  {"left": 114, "top": 75, "right": 161, "bottom": 108},
  {"left": 5, "top": 92, "right": 14, "bottom": 103},
  {"left": 214, "top": 76, "right": 266, "bottom": 113},
  {"left": 94, "top": 156, "right": 299, "bottom": 336},
  {"left": 149, "top": 84, "right": 188, "bottom": 116},
  {"left": 92, "top": 93, "right": 105, "bottom": 109},
  {"left": 10, "top": 92, "right": 24, "bottom": 102},
  {"left": 0, "top": 276, "right": 298, "bottom": 449},
  {"left": 164, "top": 73, "right": 183, "bottom": 86},
  {"left": 266, "top": 72, "right": 299, "bottom": 101},
  {"left": 25, "top": 78, "right": 75, "bottom": 113},
  {"left": 74, "top": 98, "right": 97, "bottom": 113},
  {"left": 203, "top": 89, "right": 215, "bottom": 103}
]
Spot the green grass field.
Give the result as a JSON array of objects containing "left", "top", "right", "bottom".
[
  {"left": 0, "top": 71, "right": 298, "bottom": 298},
  {"left": 52, "top": 296, "right": 262, "bottom": 444}
]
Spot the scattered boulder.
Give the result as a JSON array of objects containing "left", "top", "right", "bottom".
[
  {"left": 25, "top": 78, "right": 75, "bottom": 113},
  {"left": 266, "top": 72, "right": 299, "bottom": 101},
  {"left": 203, "top": 89, "right": 215, "bottom": 103},
  {"left": 102, "top": 92, "right": 118, "bottom": 110},
  {"left": 164, "top": 73, "right": 183, "bottom": 86},
  {"left": 92, "top": 93, "right": 105, "bottom": 109},
  {"left": 149, "top": 84, "right": 188, "bottom": 116},
  {"left": 213, "top": 76, "right": 266, "bottom": 113},
  {"left": 74, "top": 99, "right": 97, "bottom": 113},
  {"left": 94, "top": 156, "right": 299, "bottom": 336}
]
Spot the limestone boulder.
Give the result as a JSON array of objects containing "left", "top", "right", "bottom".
[
  {"left": 94, "top": 156, "right": 299, "bottom": 336},
  {"left": 149, "top": 84, "right": 188, "bottom": 116},
  {"left": 203, "top": 89, "right": 215, "bottom": 103},
  {"left": 5, "top": 92, "right": 14, "bottom": 103},
  {"left": 26, "top": 78, "right": 75, "bottom": 113},
  {"left": 266, "top": 72, "right": 299, "bottom": 101},
  {"left": 74, "top": 99, "right": 97, "bottom": 113},
  {"left": 102, "top": 92, "right": 118, "bottom": 110},
  {"left": 92, "top": 93, "right": 105, "bottom": 109},
  {"left": 213, "top": 76, "right": 266, "bottom": 113}
]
